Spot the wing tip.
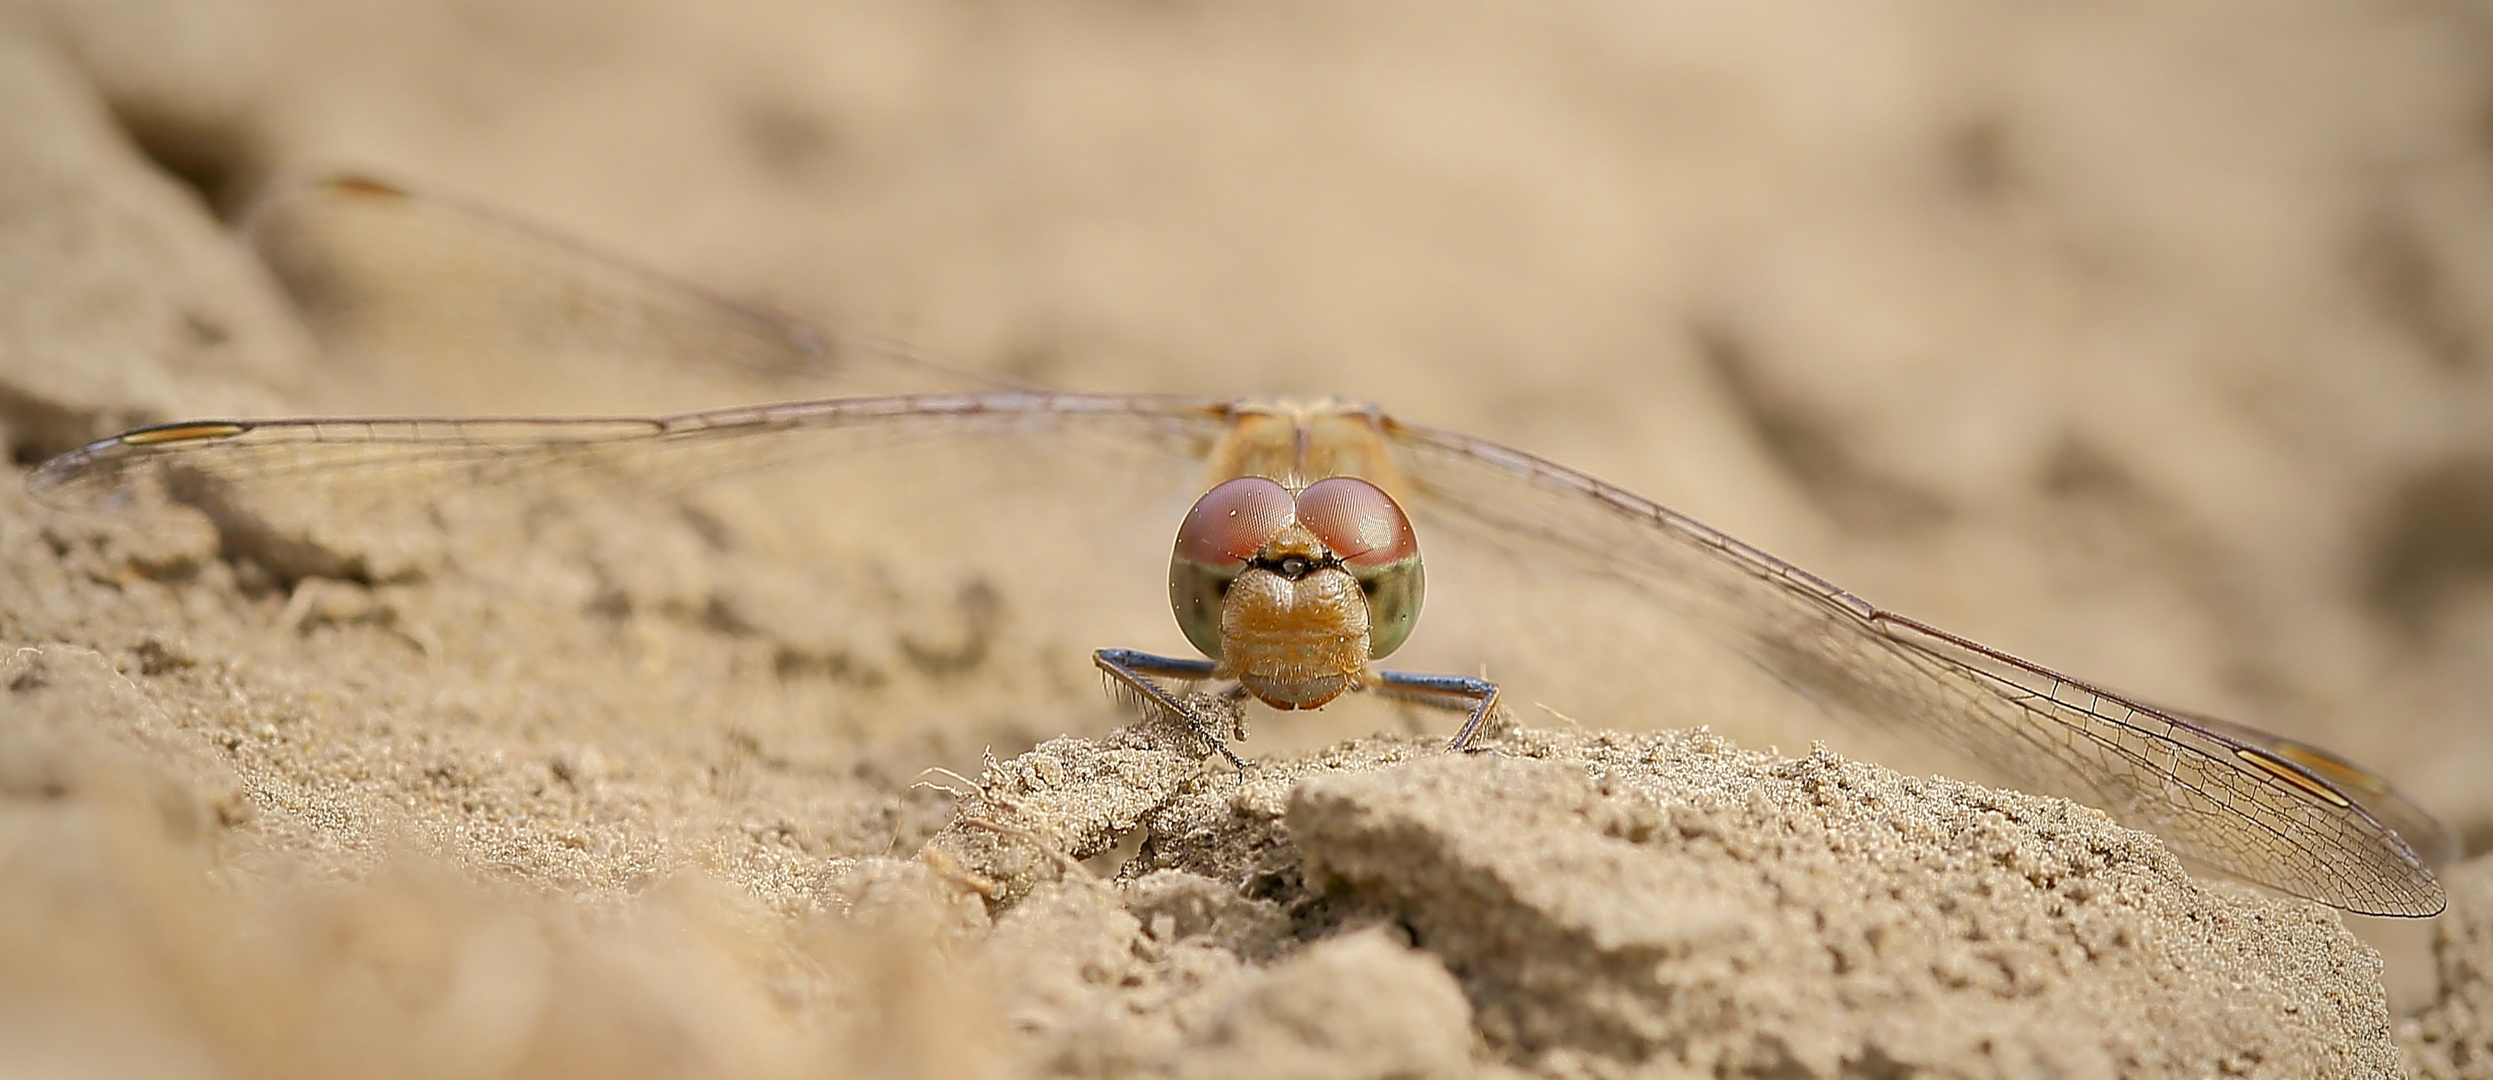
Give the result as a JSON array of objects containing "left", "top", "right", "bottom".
[{"left": 22, "top": 420, "right": 255, "bottom": 512}]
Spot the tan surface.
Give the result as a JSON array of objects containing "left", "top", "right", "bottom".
[
  {"left": 4, "top": 0, "right": 2492, "bottom": 1075},
  {"left": 2405, "top": 858, "right": 2493, "bottom": 1079}
]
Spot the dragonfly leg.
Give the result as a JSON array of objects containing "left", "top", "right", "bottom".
[
  {"left": 1373, "top": 669, "right": 1503, "bottom": 752},
  {"left": 1094, "top": 648, "right": 1247, "bottom": 770}
]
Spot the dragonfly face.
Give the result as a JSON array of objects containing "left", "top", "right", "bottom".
[{"left": 1168, "top": 475, "right": 1424, "bottom": 710}]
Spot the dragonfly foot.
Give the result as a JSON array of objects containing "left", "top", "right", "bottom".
[
  {"left": 1093, "top": 648, "right": 1252, "bottom": 772},
  {"left": 1177, "top": 689, "right": 1251, "bottom": 775}
]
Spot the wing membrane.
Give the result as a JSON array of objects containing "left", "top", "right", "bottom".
[
  {"left": 28, "top": 392, "right": 1240, "bottom": 748},
  {"left": 1378, "top": 419, "right": 2448, "bottom": 917},
  {"left": 245, "top": 175, "right": 1005, "bottom": 416},
  {"left": 30, "top": 393, "right": 1228, "bottom": 525}
]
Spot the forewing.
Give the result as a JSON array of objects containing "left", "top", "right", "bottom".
[
  {"left": 35, "top": 175, "right": 1246, "bottom": 754},
  {"left": 243, "top": 174, "right": 1005, "bottom": 416},
  {"left": 28, "top": 395, "right": 1235, "bottom": 742},
  {"left": 1378, "top": 417, "right": 2447, "bottom": 917},
  {"left": 2176, "top": 708, "right": 2460, "bottom": 872}
]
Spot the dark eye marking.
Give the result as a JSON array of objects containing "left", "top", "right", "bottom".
[{"left": 1254, "top": 553, "right": 1341, "bottom": 580}]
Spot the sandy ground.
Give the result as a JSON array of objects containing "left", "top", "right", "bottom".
[{"left": 4, "top": 0, "right": 2493, "bottom": 1076}]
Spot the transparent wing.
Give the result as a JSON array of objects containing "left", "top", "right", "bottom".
[
  {"left": 1375, "top": 419, "right": 2450, "bottom": 917},
  {"left": 34, "top": 175, "right": 1229, "bottom": 758},
  {"left": 26, "top": 393, "right": 1242, "bottom": 754},
  {"left": 243, "top": 174, "right": 1009, "bottom": 417},
  {"left": 27, "top": 391, "right": 1232, "bottom": 579},
  {"left": 29, "top": 395, "right": 1227, "bottom": 513}
]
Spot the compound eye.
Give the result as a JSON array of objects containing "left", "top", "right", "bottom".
[
  {"left": 1296, "top": 477, "right": 1424, "bottom": 658},
  {"left": 1175, "top": 476, "right": 1295, "bottom": 566},
  {"left": 1296, "top": 477, "right": 1417, "bottom": 569},
  {"left": 1169, "top": 476, "right": 1295, "bottom": 658}
]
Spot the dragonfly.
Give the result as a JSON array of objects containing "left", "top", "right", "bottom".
[{"left": 27, "top": 175, "right": 2454, "bottom": 917}]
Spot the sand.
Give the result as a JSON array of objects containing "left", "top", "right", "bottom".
[{"left": 3, "top": 1, "right": 2492, "bottom": 1076}]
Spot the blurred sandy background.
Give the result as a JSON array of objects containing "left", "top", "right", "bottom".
[{"left": 4, "top": 0, "right": 2493, "bottom": 1075}]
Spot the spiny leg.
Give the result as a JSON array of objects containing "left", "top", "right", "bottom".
[
  {"left": 1372, "top": 668, "right": 1502, "bottom": 751},
  {"left": 1094, "top": 648, "right": 1248, "bottom": 770}
]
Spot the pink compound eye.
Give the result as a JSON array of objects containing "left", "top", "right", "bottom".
[
  {"left": 1174, "top": 476, "right": 1296, "bottom": 567},
  {"left": 1295, "top": 477, "right": 1425, "bottom": 659},
  {"left": 1169, "top": 476, "right": 1297, "bottom": 660},
  {"left": 1295, "top": 477, "right": 1417, "bottom": 569}
]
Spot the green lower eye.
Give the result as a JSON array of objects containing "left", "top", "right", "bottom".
[
  {"left": 1358, "top": 559, "right": 1424, "bottom": 659},
  {"left": 1168, "top": 558, "right": 1236, "bottom": 659}
]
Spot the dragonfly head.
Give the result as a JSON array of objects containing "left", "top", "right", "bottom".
[{"left": 1167, "top": 476, "right": 1425, "bottom": 700}]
